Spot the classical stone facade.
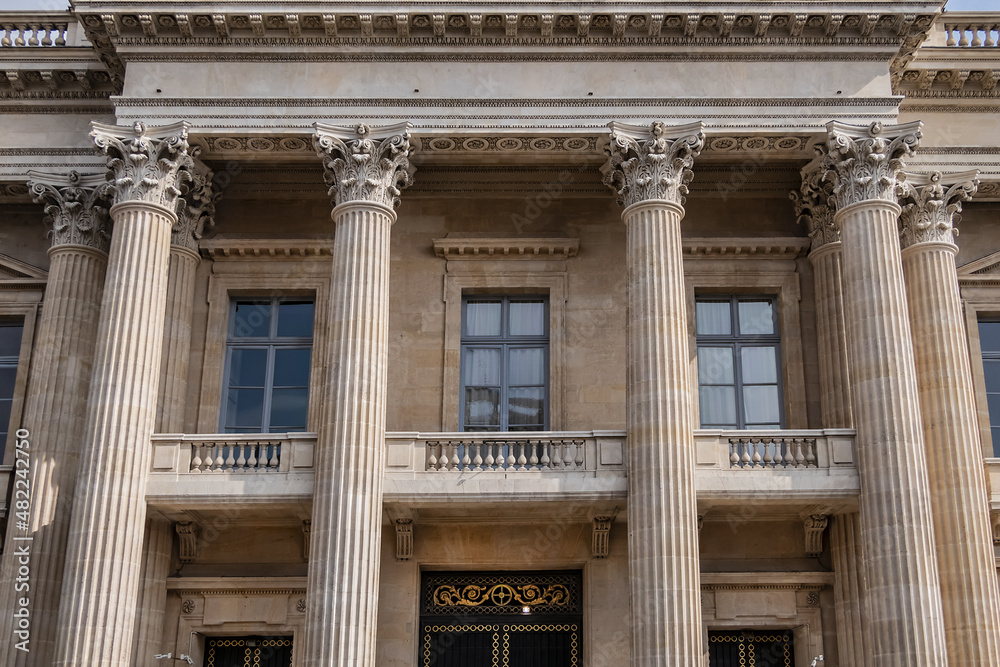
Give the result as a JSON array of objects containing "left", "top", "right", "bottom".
[{"left": 0, "top": 2, "right": 998, "bottom": 667}]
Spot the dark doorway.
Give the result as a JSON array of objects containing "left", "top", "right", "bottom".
[
  {"left": 708, "top": 630, "right": 795, "bottom": 667},
  {"left": 203, "top": 636, "right": 293, "bottom": 667}
]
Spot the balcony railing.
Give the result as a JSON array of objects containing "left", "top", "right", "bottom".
[
  {"left": 942, "top": 14, "right": 1000, "bottom": 48},
  {"left": 695, "top": 429, "right": 856, "bottom": 471},
  {"left": 0, "top": 14, "right": 71, "bottom": 48},
  {"left": 150, "top": 433, "right": 318, "bottom": 474}
]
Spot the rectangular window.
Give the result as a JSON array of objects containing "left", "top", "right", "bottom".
[
  {"left": 0, "top": 319, "right": 24, "bottom": 460},
  {"left": 460, "top": 296, "right": 548, "bottom": 431},
  {"left": 221, "top": 299, "right": 314, "bottom": 433},
  {"left": 979, "top": 319, "right": 1000, "bottom": 457},
  {"left": 696, "top": 296, "right": 783, "bottom": 429}
]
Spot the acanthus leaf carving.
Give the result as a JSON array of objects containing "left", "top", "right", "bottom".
[
  {"left": 601, "top": 120, "right": 706, "bottom": 208},
  {"left": 172, "top": 156, "right": 216, "bottom": 250},
  {"left": 820, "top": 120, "right": 922, "bottom": 211},
  {"left": 27, "top": 170, "right": 114, "bottom": 252},
  {"left": 898, "top": 170, "right": 979, "bottom": 248},
  {"left": 312, "top": 122, "right": 414, "bottom": 209},
  {"left": 91, "top": 120, "right": 195, "bottom": 211},
  {"left": 792, "top": 163, "right": 839, "bottom": 251}
]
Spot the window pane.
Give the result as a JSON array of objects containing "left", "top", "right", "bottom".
[
  {"left": 509, "top": 348, "right": 545, "bottom": 385},
  {"left": 465, "top": 387, "right": 500, "bottom": 426},
  {"left": 980, "top": 321, "right": 1000, "bottom": 353},
  {"left": 0, "top": 325, "right": 23, "bottom": 358},
  {"left": 228, "top": 349, "right": 267, "bottom": 387},
  {"left": 696, "top": 301, "right": 731, "bottom": 336},
  {"left": 699, "top": 386, "right": 737, "bottom": 426},
  {"left": 0, "top": 399, "right": 11, "bottom": 432},
  {"left": 465, "top": 300, "right": 502, "bottom": 336},
  {"left": 743, "top": 385, "right": 781, "bottom": 424},
  {"left": 985, "top": 360, "right": 1000, "bottom": 394},
  {"left": 463, "top": 348, "right": 501, "bottom": 386},
  {"left": 741, "top": 347, "right": 778, "bottom": 384},
  {"left": 509, "top": 300, "right": 545, "bottom": 336},
  {"left": 738, "top": 300, "right": 775, "bottom": 335},
  {"left": 270, "top": 387, "right": 309, "bottom": 430},
  {"left": 277, "top": 301, "right": 315, "bottom": 338},
  {"left": 988, "top": 393, "right": 1000, "bottom": 425},
  {"left": 0, "top": 366, "right": 16, "bottom": 396},
  {"left": 273, "top": 349, "right": 311, "bottom": 387},
  {"left": 508, "top": 386, "right": 544, "bottom": 427},
  {"left": 992, "top": 427, "right": 1000, "bottom": 457},
  {"left": 232, "top": 301, "right": 271, "bottom": 338},
  {"left": 698, "top": 347, "right": 734, "bottom": 385},
  {"left": 226, "top": 388, "right": 264, "bottom": 428}
]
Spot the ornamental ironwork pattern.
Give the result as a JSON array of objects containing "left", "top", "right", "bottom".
[
  {"left": 422, "top": 571, "right": 582, "bottom": 616},
  {"left": 422, "top": 623, "right": 579, "bottom": 667},
  {"left": 708, "top": 630, "right": 794, "bottom": 667},
  {"left": 204, "top": 637, "right": 292, "bottom": 667}
]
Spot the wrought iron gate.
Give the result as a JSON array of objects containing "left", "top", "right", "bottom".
[
  {"left": 708, "top": 630, "right": 794, "bottom": 667},
  {"left": 420, "top": 571, "right": 582, "bottom": 667},
  {"left": 203, "top": 636, "right": 293, "bottom": 667}
]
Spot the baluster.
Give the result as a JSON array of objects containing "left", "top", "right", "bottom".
[
  {"left": 739, "top": 438, "right": 751, "bottom": 467},
  {"left": 224, "top": 445, "right": 236, "bottom": 471},
  {"left": 729, "top": 440, "right": 740, "bottom": 466},
  {"left": 427, "top": 441, "right": 438, "bottom": 471},
  {"left": 461, "top": 441, "right": 472, "bottom": 469},
  {"left": 39, "top": 25, "right": 51, "bottom": 46},
  {"left": 266, "top": 444, "right": 278, "bottom": 471},
  {"left": 806, "top": 439, "right": 817, "bottom": 467},
  {"left": 972, "top": 25, "right": 983, "bottom": 47},
  {"left": 235, "top": 444, "right": 247, "bottom": 472},
  {"left": 563, "top": 441, "right": 575, "bottom": 468},
  {"left": 540, "top": 441, "right": 551, "bottom": 469},
  {"left": 751, "top": 439, "right": 762, "bottom": 467},
  {"left": 212, "top": 445, "right": 224, "bottom": 472},
  {"left": 482, "top": 442, "right": 494, "bottom": 470},
  {"left": 794, "top": 439, "right": 806, "bottom": 467},
  {"left": 14, "top": 26, "right": 25, "bottom": 47},
  {"left": 528, "top": 441, "right": 539, "bottom": 469},
  {"left": 27, "top": 24, "right": 39, "bottom": 46},
  {"left": 761, "top": 438, "right": 772, "bottom": 467},
  {"left": 505, "top": 441, "right": 517, "bottom": 469},
  {"left": 472, "top": 442, "right": 483, "bottom": 470},
  {"left": 574, "top": 440, "right": 584, "bottom": 468},
  {"left": 773, "top": 439, "right": 784, "bottom": 467},
  {"left": 516, "top": 441, "right": 528, "bottom": 470},
  {"left": 985, "top": 27, "right": 997, "bottom": 48},
  {"left": 190, "top": 445, "right": 203, "bottom": 472},
  {"left": 947, "top": 26, "right": 957, "bottom": 47},
  {"left": 960, "top": 25, "right": 970, "bottom": 47},
  {"left": 54, "top": 24, "right": 65, "bottom": 46},
  {"left": 273, "top": 444, "right": 282, "bottom": 470},
  {"left": 439, "top": 442, "right": 451, "bottom": 470},
  {"left": 247, "top": 443, "right": 259, "bottom": 471}
]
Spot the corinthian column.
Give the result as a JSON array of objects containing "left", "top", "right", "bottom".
[
  {"left": 899, "top": 170, "right": 1000, "bottom": 666},
  {"left": 602, "top": 121, "right": 705, "bottom": 667},
  {"left": 301, "top": 122, "right": 413, "bottom": 667},
  {"left": 0, "top": 172, "right": 112, "bottom": 667},
  {"left": 792, "top": 172, "right": 873, "bottom": 667},
  {"left": 820, "top": 121, "right": 948, "bottom": 666},
  {"left": 132, "top": 159, "right": 215, "bottom": 667},
  {"left": 54, "top": 121, "right": 195, "bottom": 667}
]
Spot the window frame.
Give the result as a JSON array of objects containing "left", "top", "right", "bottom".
[
  {"left": 0, "top": 300, "right": 40, "bottom": 466},
  {"left": 458, "top": 295, "right": 550, "bottom": 432},
  {"left": 975, "top": 317, "right": 1000, "bottom": 458},
  {"left": 695, "top": 295, "right": 785, "bottom": 430}
]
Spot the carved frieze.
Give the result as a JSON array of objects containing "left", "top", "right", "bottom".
[
  {"left": 313, "top": 122, "right": 414, "bottom": 209},
  {"left": 91, "top": 120, "right": 195, "bottom": 211},
  {"left": 27, "top": 170, "right": 113, "bottom": 252},
  {"left": 602, "top": 120, "right": 705, "bottom": 207},
  {"left": 898, "top": 170, "right": 979, "bottom": 248},
  {"left": 820, "top": 121, "right": 922, "bottom": 211},
  {"left": 172, "top": 157, "right": 215, "bottom": 251}
]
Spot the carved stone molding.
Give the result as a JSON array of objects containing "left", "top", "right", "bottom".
[
  {"left": 301, "top": 520, "right": 311, "bottom": 561},
  {"left": 199, "top": 239, "right": 335, "bottom": 259},
  {"left": 172, "top": 158, "right": 216, "bottom": 251},
  {"left": 313, "top": 122, "right": 414, "bottom": 209},
  {"left": 26, "top": 170, "right": 113, "bottom": 252},
  {"left": 0, "top": 68, "right": 116, "bottom": 99},
  {"left": 433, "top": 236, "right": 579, "bottom": 260},
  {"left": 91, "top": 120, "right": 195, "bottom": 211},
  {"left": 898, "top": 170, "right": 979, "bottom": 248},
  {"left": 803, "top": 514, "right": 829, "bottom": 557},
  {"left": 602, "top": 120, "right": 706, "bottom": 208},
  {"left": 395, "top": 519, "right": 413, "bottom": 561},
  {"left": 898, "top": 68, "right": 1000, "bottom": 97},
  {"left": 175, "top": 521, "right": 198, "bottom": 563},
  {"left": 820, "top": 120, "right": 922, "bottom": 211},
  {"left": 420, "top": 135, "right": 597, "bottom": 155},
  {"left": 791, "top": 166, "right": 839, "bottom": 251},
  {"left": 592, "top": 516, "right": 612, "bottom": 559},
  {"left": 682, "top": 237, "right": 809, "bottom": 258}
]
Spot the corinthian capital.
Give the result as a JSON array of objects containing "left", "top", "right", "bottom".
[
  {"left": 601, "top": 121, "right": 705, "bottom": 208},
  {"left": 313, "top": 122, "right": 414, "bottom": 209},
  {"left": 898, "top": 170, "right": 979, "bottom": 248},
  {"left": 172, "top": 157, "right": 216, "bottom": 251},
  {"left": 91, "top": 120, "right": 194, "bottom": 211},
  {"left": 791, "top": 162, "right": 839, "bottom": 251},
  {"left": 820, "top": 120, "right": 922, "bottom": 210},
  {"left": 27, "top": 170, "right": 114, "bottom": 252}
]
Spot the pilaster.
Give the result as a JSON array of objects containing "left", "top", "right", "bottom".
[
  {"left": 603, "top": 120, "right": 705, "bottom": 667},
  {"left": 300, "top": 122, "right": 412, "bottom": 667},
  {"left": 0, "top": 171, "right": 112, "bottom": 667},
  {"left": 820, "top": 120, "right": 948, "bottom": 666},
  {"left": 54, "top": 121, "right": 195, "bottom": 667},
  {"left": 899, "top": 170, "right": 1000, "bottom": 667}
]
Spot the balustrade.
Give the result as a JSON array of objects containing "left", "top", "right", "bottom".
[
  {"left": 944, "top": 20, "right": 1000, "bottom": 47},
  {"left": 189, "top": 441, "right": 281, "bottom": 473},
  {"left": 728, "top": 436, "right": 818, "bottom": 469},
  {"left": 426, "top": 438, "right": 585, "bottom": 471},
  {"left": 0, "top": 19, "right": 68, "bottom": 47}
]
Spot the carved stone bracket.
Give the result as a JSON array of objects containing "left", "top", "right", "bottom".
[
  {"left": 601, "top": 120, "right": 706, "bottom": 208},
  {"left": 803, "top": 514, "right": 829, "bottom": 557},
  {"left": 819, "top": 120, "right": 922, "bottom": 211},
  {"left": 792, "top": 163, "right": 839, "bottom": 251},
  {"left": 175, "top": 521, "right": 198, "bottom": 563},
  {"left": 592, "top": 516, "right": 612, "bottom": 559},
  {"left": 898, "top": 170, "right": 979, "bottom": 248},
  {"left": 395, "top": 519, "right": 413, "bottom": 561},
  {"left": 172, "top": 157, "right": 216, "bottom": 251},
  {"left": 27, "top": 170, "right": 114, "bottom": 252},
  {"left": 301, "top": 520, "right": 311, "bottom": 561},
  {"left": 312, "top": 122, "right": 414, "bottom": 209},
  {"left": 91, "top": 120, "right": 195, "bottom": 211}
]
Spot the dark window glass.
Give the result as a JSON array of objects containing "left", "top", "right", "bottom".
[
  {"left": 0, "top": 320, "right": 24, "bottom": 460},
  {"left": 696, "top": 296, "right": 783, "bottom": 429},
  {"left": 221, "top": 299, "right": 313, "bottom": 433},
  {"left": 460, "top": 296, "right": 548, "bottom": 431},
  {"left": 979, "top": 320, "right": 1000, "bottom": 456}
]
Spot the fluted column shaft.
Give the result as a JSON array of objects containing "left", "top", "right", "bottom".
[
  {"left": 155, "top": 246, "right": 200, "bottom": 433},
  {"left": 623, "top": 199, "right": 702, "bottom": 666},
  {"left": 54, "top": 200, "right": 174, "bottom": 666},
  {"left": 902, "top": 239, "right": 1000, "bottom": 666},
  {"left": 130, "top": 520, "right": 173, "bottom": 667},
  {"left": 301, "top": 201, "right": 391, "bottom": 667},
  {"left": 0, "top": 245, "right": 106, "bottom": 667},
  {"left": 837, "top": 199, "right": 947, "bottom": 665}
]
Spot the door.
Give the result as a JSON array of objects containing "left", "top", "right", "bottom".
[
  {"left": 708, "top": 630, "right": 794, "bottom": 667},
  {"left": 203, "top": 636, "right": 293, "bottom": 667}
]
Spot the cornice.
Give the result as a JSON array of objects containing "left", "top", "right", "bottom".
[
  {"left": 897, "top": 68, "right": 999, "bottom": 97},
  {"left": 682, "top": 237, "right": 810, "bottom": 259},
  {"left": 200, "top": 239, "right": 335, "bottom": 259},
  {"left": 433, "top": 236, "right": 579, "bottom": 259}
]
